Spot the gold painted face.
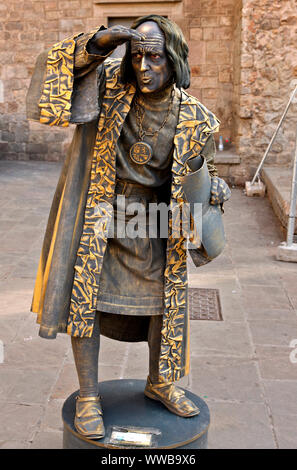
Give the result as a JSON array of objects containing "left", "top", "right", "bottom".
[{"left": 131, "top": 21, "right": 173, "bottom": 94}]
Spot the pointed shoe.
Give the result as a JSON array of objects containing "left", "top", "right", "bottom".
[
  {"left": 144, "top": 376, "right": 200, "bottom": 418},
  {"left": 74, "top": 395, "right": 105, "bottom": 439}
]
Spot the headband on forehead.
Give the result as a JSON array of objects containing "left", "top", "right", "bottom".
[
  {"left": 140, "top": 33, "right": 164, "bottom": 41},
  {"left": 132, "top": 33, "right": 164, "bottom": 43},
  {"left": 131, "top": 35, "right": 164, "bottom": 52}
]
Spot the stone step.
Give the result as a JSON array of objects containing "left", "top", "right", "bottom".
[
  {"left": 214, "top": 149, "right": 241, "bottom": 165},
  {"left": 214, "top": 148, "right": 242, "bottom": 185},
  {"left": 262, "top": 166, "right": 297, "bottom": 235}
]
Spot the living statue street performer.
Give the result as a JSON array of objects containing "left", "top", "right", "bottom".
[{"left": 26, "top": 15, "right": 231, "bottom": 439}]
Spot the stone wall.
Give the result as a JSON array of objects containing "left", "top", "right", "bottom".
[
  {"left": 234, "top": 0, "right": 297, "bottom": 182},
  {"left": 231, "top": 0, "right": 242, "bottom": 148},
  {"left": 184, "top": 0, "right": 235, "bottom": 141},
  {"left": 0, "top": 0, "right": 236, "bottom": 162},
  {"left": 0, "top": 0, "right": 94, "bottom": 161}
]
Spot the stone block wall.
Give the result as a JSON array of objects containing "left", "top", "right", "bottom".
[
  {"left": 184, "top": 0, "right": 235, "bottom": 142},
  {"left": 0, "top": 0, "right": 94, "bottom": 161},
  {"left": 0, "top": 0, "right": 237, "bottom": 162},
  {"left": 234, "top": 0, "right": 297, "bottom": 182}
]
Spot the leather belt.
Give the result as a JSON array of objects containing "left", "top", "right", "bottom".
[{"left": 115, "top": 179, "right": 156, "bottom": 200}]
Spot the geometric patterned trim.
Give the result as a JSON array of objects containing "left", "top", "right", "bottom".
[{"left": 39, "top": 37, "right": 77, "bottom": 127}]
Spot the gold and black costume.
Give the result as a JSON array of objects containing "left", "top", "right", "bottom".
[{"left": 27, "top": 28, "right": 221, "bottom": 384}]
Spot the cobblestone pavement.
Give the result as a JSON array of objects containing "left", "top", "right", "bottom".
[{"left": 0, "top": 161, "right": 296, "bottom": 449}]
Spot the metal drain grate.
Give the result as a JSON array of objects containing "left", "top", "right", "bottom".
[{"left": 189, "top": 288, "right": 223, "bottom": 321}]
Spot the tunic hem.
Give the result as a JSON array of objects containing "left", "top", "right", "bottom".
[{"left": 97, "top": 292, "right": 164, "bottom": 316}]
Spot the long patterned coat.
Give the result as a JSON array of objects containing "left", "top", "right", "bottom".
[{"left": 26, "top": 32, "right": 220, "bottom": 383}]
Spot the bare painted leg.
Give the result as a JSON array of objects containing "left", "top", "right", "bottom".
[
  {"left": 148, "top": 314, "right": 163, "bottom": 383},
  {"left": 71, "top": 312, "right": 100, "bottom": 397}
]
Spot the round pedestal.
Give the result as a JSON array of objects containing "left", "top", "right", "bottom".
[{"left": 62, "top": 379, "right": 210, "bottom": 449}]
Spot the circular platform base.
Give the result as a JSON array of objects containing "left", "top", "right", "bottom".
[{"left": 62, "top": 379, "right": 210, "bottom": 449}]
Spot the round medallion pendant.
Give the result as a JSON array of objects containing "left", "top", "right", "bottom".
[{"left": 130, "top": 142, "right": 152, "bottom": 165}]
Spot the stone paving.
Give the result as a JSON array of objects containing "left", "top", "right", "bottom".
[{"left": 0, "top": 160, "right": 297, "bottom": 449}]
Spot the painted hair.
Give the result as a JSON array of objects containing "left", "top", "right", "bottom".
[{"left": 120, "top": 15, "right": 191, "bottom": 89}]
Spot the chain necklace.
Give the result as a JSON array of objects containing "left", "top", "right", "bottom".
[{"left": 129, "top": 87, "right": 175, "bottom": 165}]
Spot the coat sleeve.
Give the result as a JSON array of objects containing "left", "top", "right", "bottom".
[
  {"left": 181, "top": 136, "right": 225, "bottom": 267},
  {"left": 26, "top": 27, "right": 115, "bottom": 126},
  {"left": 200, "top": 134, "right": 218, "bottom": 177},
  {"left": 181, "top": 155, "right": 226, "bottom": 267}
]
